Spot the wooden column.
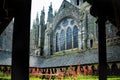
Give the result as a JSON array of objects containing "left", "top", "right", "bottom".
[
  {"left": 11, "top": 0, "right": 31, "bottom": 80},
  {"left": 97, "top": 17, "right": 107, "bottom": 80}
]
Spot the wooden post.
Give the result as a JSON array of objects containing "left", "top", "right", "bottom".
[
  {"left": 11, "top": 0, "right": 31, "bottom": 80},
  {"left": 97, "top": 17, "right": 107, "bottom": 80}
]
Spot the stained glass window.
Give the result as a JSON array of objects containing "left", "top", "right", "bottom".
[
  {"left": 66, "top": 27, "right": 72, "bottom": 49},
  {"left": 60, "top": 30, "right": 65, "bottom": 50},
  {"left": 73, "top": 25, "right": 78, "bottom": 48},
  {"left": 62, "top": 19, "right": 68, "bottom": 27},
  {"left": 56, "top": 33, "right": 59, "bottom": 52},
  {"left": 70, "top": 20, "right": 75, "bottom": 25}
]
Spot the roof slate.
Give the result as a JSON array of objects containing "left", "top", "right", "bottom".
[{"left": 0, "top": 45, "right": 120, "bottom": 68}]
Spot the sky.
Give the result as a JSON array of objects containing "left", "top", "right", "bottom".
[{"left": 30, "top": 0, "right": 70, "bottom": 29}]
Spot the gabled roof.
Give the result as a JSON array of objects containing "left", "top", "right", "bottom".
[
  {"left": 53, "top": 0, "right": 81, "bottom": 30},
  {"left": 0, "top": 51, "right": 11, "bottom": 66},
  {"left": 0, "top": 0, "right": 14, "bottom": 34},
  {"left": 31, "top": 44, "right": 120, "bottom": 68},
  {"left": 57, "top": 0, "right": 79, "bottom": 14}
]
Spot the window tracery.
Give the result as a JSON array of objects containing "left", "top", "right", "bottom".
[
  {"left": 60, "top": 30, "right": 65, "bottom": 50},
  {"left": 73, "top": 25, "right": 78, "bottom": 48},
  {"left": 66, "top": 27, "right": 72, "bottom": 49}
]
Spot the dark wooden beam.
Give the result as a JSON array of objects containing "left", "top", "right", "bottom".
[
  {"left": 11, "top": 0, "right": 31, "bottom": 80},
  {"left": 98, "top": 17, "right": 107, "bottom": 80},
  {"left": 86, "top": 0, "right": 120, "bottom": 79},
  {"left": 0, "top": 0, "right": 14, "bottom": 34}
]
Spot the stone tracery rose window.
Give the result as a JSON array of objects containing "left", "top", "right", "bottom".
[
  {"left": 62, "top": 19, "right": 68, "bottom": 27},
  {"left": 54, "top": 18, "right": 78, "bottom": 52}
]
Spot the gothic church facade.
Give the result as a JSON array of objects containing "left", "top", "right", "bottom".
[{"left": 31, "top": 0, "right": 119, "bottom": 57}]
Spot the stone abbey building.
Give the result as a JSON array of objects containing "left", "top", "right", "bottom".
[
  {"left": 31, "top": 0, "right": 119, "bottom": 62},
  {"left": 31, "top": 0, "right": 120, "bottom": 56},
  {"left": 29, "top": 0, "right": 120, "bottom": 75},
  {"left": 0, "top": 0, "right": 120, "bottom": 76}
]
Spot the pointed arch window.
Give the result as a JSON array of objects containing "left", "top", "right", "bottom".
[
  {"left": 77, "top": 0, "right": 79, "bottom": 5},
  {"left": 90, "top": 39, "right": 93, "bottom": 48},
  {"left": 60, "top": 30, "right": 65, "bottom": 50},
  {"left": 56, "top": 33, "right": 59, "bottom": 52},
  {"left": 73, "top": 25, "right": 78, "bottom": 48},
  {"left": 66, "top": 27, "right": 72, "bottom": 49}
]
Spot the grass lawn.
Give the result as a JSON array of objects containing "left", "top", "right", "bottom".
[
  {"left": 0, "top": 76, "right": 11, "bottom": 80},
  {"left": 0, "top": 76, "right": 120, "bottom": 80},
  {"left": 30, "top": 76, "right": 120, "bottom": 80}
]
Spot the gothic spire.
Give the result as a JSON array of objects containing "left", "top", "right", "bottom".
[
  {"left": 40, "top": 6, "right": 45, "bottom": 26},
  {"left": 47, "top": 2, "right": 53, "bottom": 23},
  {"left": 36, "top": 12, "right": 39, "bottom": 24}
]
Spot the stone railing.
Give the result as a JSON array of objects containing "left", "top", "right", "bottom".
[{"left": 106, "top": 37, "right": 120, "bottom": 45}]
